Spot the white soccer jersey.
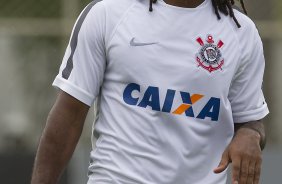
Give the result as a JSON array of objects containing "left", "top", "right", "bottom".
[{"left": 53, "top": 0, "right": 269, "bottom": 183}]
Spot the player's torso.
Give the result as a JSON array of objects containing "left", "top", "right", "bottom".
[
  {"left": 104, "top": 0, "right": 240, "bottom": 121},
  {"left": 89, "top": 0, "right": 240, "bottom": 183}
]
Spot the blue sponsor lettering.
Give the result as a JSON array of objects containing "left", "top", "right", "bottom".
[
  {"left": 197, "top": 97, "right": 220, "bottom": 121},
  {"left": 122, "top": 83, "right": 220, "bottom": 121}
]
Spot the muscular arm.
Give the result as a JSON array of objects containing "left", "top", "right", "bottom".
[
  {"left": 31, "top": 91, "right": 89, "bottom": 184},
  {"left": 214, "top": 120, "right": 266, "bottom": 184}
]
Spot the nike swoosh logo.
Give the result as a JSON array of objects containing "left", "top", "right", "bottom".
[{"left": 130, "top": 37, "right": 158, "bottom": 46}]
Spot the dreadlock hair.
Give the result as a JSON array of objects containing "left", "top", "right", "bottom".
[{"left": 149, "top": 0, "right": 247, "bottom": 28}]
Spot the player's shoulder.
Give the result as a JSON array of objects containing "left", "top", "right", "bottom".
[
  {"left": 87, "top": 0, "right": 139, "bottom": 42},
  {"left": 89, "top": 0, "right": 139, "bottom": 26},
  {"left": 97, "top": 0, "right": 137, "bottom": 12},
  {"left": 231, "top": 9, "right": 263, "bottom": 63},
  {"left": 232, "top": 8, "right": 258, "bottom": 33},
  {"left": 86, "top": 0, "right": 136, "bottom": 17}
]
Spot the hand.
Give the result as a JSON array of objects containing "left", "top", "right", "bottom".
[{"left": 214, "top": 128, "right": 262, "bottom": 184}]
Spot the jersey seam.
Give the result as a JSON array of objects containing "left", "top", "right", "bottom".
[
  {"left": 105, "top": 1, "right": 137, "bottom": 52},
  {"left": 226, "top": 15, "right": 244, "bottom": 88},
  {"left": 229, "top": 10, "right": 257, "bottom": 85},
  {"left": 100, "top": 1, "right": 107, "bottom": 57}
]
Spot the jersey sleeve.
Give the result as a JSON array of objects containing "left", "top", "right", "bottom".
[
  {"left": 228, "top": 23, "right": 269, "bottom": 123},
  {"left": 52, "top": 1, "right": 106, "bottom": 106}
]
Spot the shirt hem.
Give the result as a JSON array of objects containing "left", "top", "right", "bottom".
[
  {"left": 52, "top": 77, "right": 94, "bottom": 106},
  {"left": 233, "top": 103, "right": 269, "bottom": 123}
]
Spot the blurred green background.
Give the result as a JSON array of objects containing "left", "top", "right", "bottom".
[{"left": 0, "top": 0, "right": 281, "bottom": 183}]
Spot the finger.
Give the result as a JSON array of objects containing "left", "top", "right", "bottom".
[
  {"left": 247, "top": 161, "right": 256, "bottom": 184},
  {"left": 232, "top": 157, "right": 241, "bottom": 184},
  {"left": 254, "top": 157, "right": 262, "bottom": 184},
  {"left": 214, "top": 150, "right": 230, "bottom": 173},
  {"left": 239, "top": 159, "right": 250, "bottom": 184}
]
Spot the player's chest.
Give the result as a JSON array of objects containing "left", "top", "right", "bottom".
[{"left": 108, "top": 26, "right": 239, "bottom": 83}]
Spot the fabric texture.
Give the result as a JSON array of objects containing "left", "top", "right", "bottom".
[{"left": 53, "top": 0, "right": 269, "bottom": 183}]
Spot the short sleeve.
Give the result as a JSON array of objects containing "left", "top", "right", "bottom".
[
  {"left": 228, "top": 24, "right": 269, "bottom": 123},
  {"left": 52, "top": 1, "right": 106, "bottom": 106}
]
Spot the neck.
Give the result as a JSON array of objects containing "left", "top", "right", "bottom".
[{"left": 163, "top": 0, "right": 205, "bottom": 8}]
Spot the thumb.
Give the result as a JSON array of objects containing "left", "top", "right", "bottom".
[{"left": 214, "top": 149, "right": 230, "bottom": 174}]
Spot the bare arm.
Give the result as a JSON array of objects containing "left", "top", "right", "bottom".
[
  {"left": 234, "top": 120, "right": 266, "bottom": 150},
  {"left": 214, "top": 120, "right": 266, "bottom": 184},
  {"left": 31, "top": 91, "right": 89, "bottom": 184}
]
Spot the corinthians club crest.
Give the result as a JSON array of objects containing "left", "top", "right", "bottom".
[{"left": 196, "top": 35, "right": 224, "bottom": 73}]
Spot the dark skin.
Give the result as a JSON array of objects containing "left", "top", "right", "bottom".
[
  {"left": 222, "top": 123, "right": 265, "bottom": 184},
  {"left": 31, "top": 91, "right": 89, "bottom": 184},
  {"left": 31, "top": 1, "right": 266, "bottom": 184},
  {"left": 164, "top": 0, "right": 205, "bottom": 8},
  {"left": 214, "top": 123, "right": 265, "bottom": 184}
]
